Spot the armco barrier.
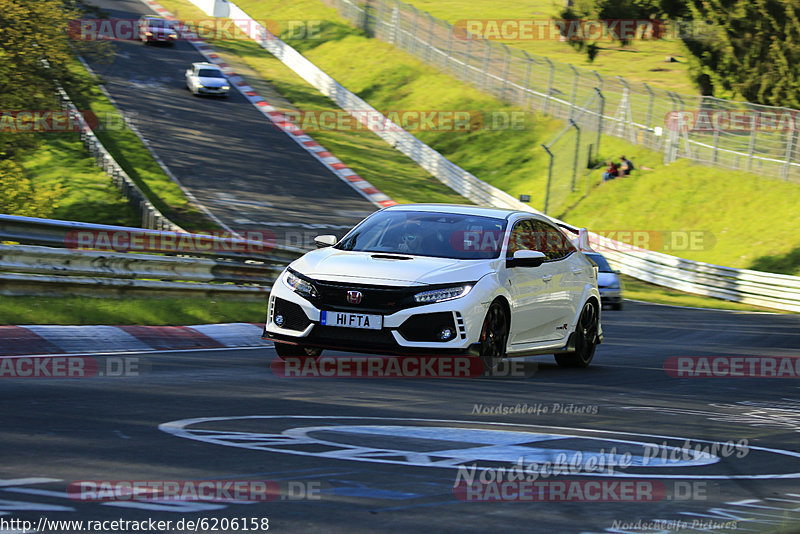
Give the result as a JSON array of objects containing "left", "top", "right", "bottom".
[
  {"left": 0, "top": 214, "right": 306, "bottom": 263},
  {"left": 0, "top": 215, "right": 306, "bottom": 298}
]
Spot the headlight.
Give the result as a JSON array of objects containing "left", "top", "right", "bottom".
[
  {"left": 414, "top": 285, "right": 472, "bottom": 304},
  {"left": 283, "top": 270, "right": 318, "bottom": 299},
  {"left": 145, "top": 31, "right": 152, "bottom": 36},
  {"left": 222, "top": 85, "right": 230, "bottom": 90},
  {"left": 169, "top": 33, "right": 178, "bottom": 38},
  {"left": 197, "top": 84, "right": 204, "bottom": 88}
]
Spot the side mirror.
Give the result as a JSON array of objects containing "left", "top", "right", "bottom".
[
  {"left": 506, "top": 250, "right": 546, "bottom": 268},
  {"left": 314, "top": 235, "right": 337, "bottom": 248}
]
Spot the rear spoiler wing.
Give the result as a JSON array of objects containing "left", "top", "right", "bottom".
[{"left": 556, "top": 223, "right": 593, "bottom": 252}]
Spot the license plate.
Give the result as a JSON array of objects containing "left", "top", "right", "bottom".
[{"left": 320, "top": 311, "right": 382, "bottom": 330}]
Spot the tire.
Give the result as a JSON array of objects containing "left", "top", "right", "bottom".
[
  {"left": 478, "top": 300, "right": 509, "bottom": 372},
  {"left": 555, "top": 301, "right": 599, "bottom": 368},
  {"left": 274, "top": 341, "right": 322, "bottom": 362}
]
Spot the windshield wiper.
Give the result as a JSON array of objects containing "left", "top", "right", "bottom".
[{"left": 370, "top": 254, "right": 413, "bottom": 260}]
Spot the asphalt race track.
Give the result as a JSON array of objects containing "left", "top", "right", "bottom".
[
  {"left": 2, "top": 302, "right": 800, "bottom": 533},
  {"left": 81, "top": 0, "right": 376, "bottom": 245}
]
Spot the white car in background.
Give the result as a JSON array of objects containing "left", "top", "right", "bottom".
[
  {"left": 185, "top": 62, "right": 230, "bottom": 97},
  {"left": 584, "top": 252, "right": 624, "bottom": 310},
  {"left": 264, "top": 204, "right": 603, "bottom": 369}
]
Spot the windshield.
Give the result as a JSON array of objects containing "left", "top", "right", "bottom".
[
  {"left": 336, "top": 210, "right": 508, "bottom": 259},
  {"left": 586, "top": 253, "right": 614, "bottom": 272},
  {"left": 146, "top": 19, "right": 170, "bottom": 28},
  {"left": 198, "top": 69, "right": 225, "bottom": 78}
]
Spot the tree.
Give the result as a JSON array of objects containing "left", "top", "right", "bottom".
[
  {"left": 683, "top": 0, "right": 800, "bottom": 108},
  {"left": 0, "top": 159, "right": 61, "bottom": 218}
]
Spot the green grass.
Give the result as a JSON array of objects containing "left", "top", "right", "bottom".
[
  {"left": 20, "top": 133, "right": 140, "bottom": 226},
  {"left": 1, "top": 295, "right": 267, "bottom": 325},
  {"left": 398, "top": 0, "right": 698, "bottom": 94},
  {"left": 64, "top": 59, "right": 213, "bottom": 230}
]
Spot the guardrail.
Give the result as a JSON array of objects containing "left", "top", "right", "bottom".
[
  {"left": 0, "top": 216, "right": 306, "bottom": 298},
  {"left": 555, "top": 225, "right": 800, "bottom": 313}
]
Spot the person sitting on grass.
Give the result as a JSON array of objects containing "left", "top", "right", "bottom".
[
  {"left": 619, "top": 155, "right": 634, "bottom": 175},
  {"left": 602, "top": 161, "right": 619, "bottom": 182}
]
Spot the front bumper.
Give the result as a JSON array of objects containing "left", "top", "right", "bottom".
[
  {"left": 197, "top": 86, "right": 229, "bottom": 96},
  {"left": 263, "top": 277, "right": 490, "bottom": 355}
]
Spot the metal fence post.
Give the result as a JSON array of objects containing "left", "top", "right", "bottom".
[
  {"left": 594, "top": 88, "right": 604, "bottom": 161},
  {"left": 569, "top": 65, "right": 579, "bottom": 119},
  {"left": 747, "top": 111, "right": 758, "bottom": 172},
  {"left": 500, "top": 43, "right": 511, "bottom": 101},
  {"left": 410, "top": 6, "right": 420, "bottom": 55},
  {"left": 544, "top": 58, "right": 555, "bottom": 115},
  {"left": 463, "top": 32, "right": 472, "bottom": 81},
  {"left": 443, "top": 18, "right": 454, "bottom": 70},
  {"left": 542, "top": 144, "right": 554, "bottom": 214},
  {"left": 782, "top": 129, "right": 796, "bottom": 180},
  {"left": 571, "top": 120, "right": 580, "bottom": 192},
  {"left": 425, "top": 14, "right": 436, "bottom": 63},
  {"left": 481, "top": 40, "right": 492, "bottom": 92},
  {"left": 522, "top": 51, "right": 533, "bottom": 110}
]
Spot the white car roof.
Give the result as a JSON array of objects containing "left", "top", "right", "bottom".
[
  {"left": 382, "top": 203, "right": 532, "bottom": 220},
  {"left": 192, "top": 62, "right": 222, "bottom": 70}
]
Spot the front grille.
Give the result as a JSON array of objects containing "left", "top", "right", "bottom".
[
  {"left": 312, "top": 281, "right": 420, "bottom": 314},
  {"left": 273, "top": 298, "right": 311, "bottom": 331},
  {"left": 398, "top": 312, "right": 457, "bottom": 342}
]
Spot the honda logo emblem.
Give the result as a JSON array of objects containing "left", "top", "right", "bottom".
[{"left": 346, "top": 290, "right": 362, "bottom": 304}]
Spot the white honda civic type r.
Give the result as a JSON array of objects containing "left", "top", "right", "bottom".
[{"left": 264, "top": 204, "right": 603, "bottom": 368}]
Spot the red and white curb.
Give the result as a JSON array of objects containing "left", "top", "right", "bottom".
[
  {"left": 0, "top": 323, "right": 270, "bottom": 357},
  {"left": 142, "top": 0, "right": 397, "bottom": 209}
]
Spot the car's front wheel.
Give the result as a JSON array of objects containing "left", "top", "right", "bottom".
[
  {"left": 478, "top": 300, "right": 509, "bottom": 372},
  {"left": 555, "top": 301, "right": 598, "bottom": 368},
  {"left": 274, "top": 341, "right": 322, "bottom": 362}
]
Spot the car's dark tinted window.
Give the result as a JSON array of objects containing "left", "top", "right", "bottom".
[
  {"left": 532, "top": 221, "right": 575, "bottom": 261},
  {"left": 336, "top": 210, "right": 507, "bottom": 259},
  {"left": 198, "top": 69, "right": 225, "bottom": 78},
  {"left": 586, "top": 253, "right": 613, "bottom": 272},
  {"left": 507, "top": 219, "right": 574, "bottom": 260}
]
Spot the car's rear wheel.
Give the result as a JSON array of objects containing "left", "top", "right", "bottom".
[
  {"left": 274, "top": 341, "right": 322, "bottom": 362},
  {"left": 555, "top": 301, "right": 598, "bottom": 368},
  {"left": 478, "top": 301, "right": 509, "bottom": 371}
]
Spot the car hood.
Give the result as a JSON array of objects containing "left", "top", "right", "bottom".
[
  {"left": 597, "top": 272, "right": 619, "bottom": 287},
  {"left": 197, "top": 76, "right": 227, "bottom": 87},
  {"left": 290, "top": 248, "right": 495, "bottom": 286}
]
